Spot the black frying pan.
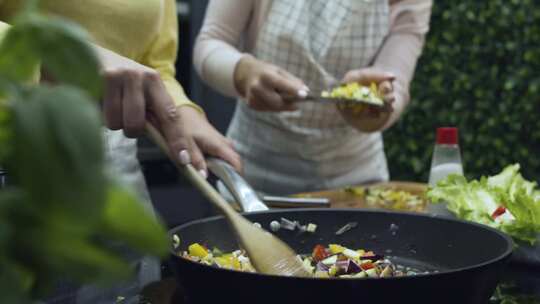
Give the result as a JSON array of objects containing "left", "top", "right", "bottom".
[
  {"left": 169, "top": 209, "right": 512, "bottom": 304},
  {"left": 168, "top": 160, "right": 513, "bottom": 304}
]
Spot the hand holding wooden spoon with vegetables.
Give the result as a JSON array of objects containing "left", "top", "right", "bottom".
[{"left": 335, "top": 67, "right": 397, "bottom": 132}]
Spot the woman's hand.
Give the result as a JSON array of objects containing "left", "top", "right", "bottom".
[
  {"left": 98, "top": 46, "right": 242, "bottom": 175},
  {"left": 234, "top": 55, "right": 309, "bottom": 112},
  {"left": 338, "top": 67, "right": 396, "bottom": 132}
]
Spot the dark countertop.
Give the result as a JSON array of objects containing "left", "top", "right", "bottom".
[{"left": 140, "top": 264, "right": 540, "bottom": 304}]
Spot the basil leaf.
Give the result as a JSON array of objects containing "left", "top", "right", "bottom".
[
  {"left": 100, "top": 182, "right": 168, "bottom": 257},
  {"left": 34, "top": 231, "right": 132, "bottom": 284},
  {"left": 0, "top": 21, "right": 40, "bottom": 83},
  {"left": 10, "top": 85, "right": 105, "bottom": 224},
  {"left": 0, "top": 14, "right": 102, "bottom": 99},
  {"left": 30, "top": 15, "right": 103, "bottom": 99}
]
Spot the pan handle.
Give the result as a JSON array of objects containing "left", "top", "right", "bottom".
[{"left": 207, "top": 158, "right": 269, "bottom": 212}]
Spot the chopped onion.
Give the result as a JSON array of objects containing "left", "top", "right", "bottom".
[
  {"left": 380, "top": 265, "right": 393, "bottom": 277},
  {"left": 316, "top": 261, "right": 330, "bottom": 272},
  {"left": 335, "top": 222, "right": 358, "bottom": 235},
  {"left": 172, "top": 234, "right": 181, "bottom": 249},
  {"left": 365, "top": 268, "right": 378, "bottom": 278},
  {"left": 280, "top": 217, "right": 296, "bottom": 231},
  {"left": 269, "top": 220, "right": 281, "bottom": 232},
  {"left": 343, "top": 248, "right": 360, "bottom": 259},
  {"left": 321, "top": 255, "right": 338, "bottom": 266}
]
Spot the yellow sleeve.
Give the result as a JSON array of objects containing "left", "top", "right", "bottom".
[
  {"left": 140, "top": 0, "right": 203, "bottom": 114},
  {"left": 0, "top": 20, "right": 8, "bottom": 35}
]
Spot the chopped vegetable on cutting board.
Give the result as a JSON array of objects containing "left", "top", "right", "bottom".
[{"left": 344, "top": 186, "right": 426, "bottom": 212}]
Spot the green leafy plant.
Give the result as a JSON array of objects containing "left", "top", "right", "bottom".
[
  {"left": 385, "top": 0, "right": 540, "bottom": 182},
  {"left": 0, "top": 5, "right": 168, "bottom": 303}
]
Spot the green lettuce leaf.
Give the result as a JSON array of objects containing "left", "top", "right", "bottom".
[{"left": 427, "top": 164, "right": 540, "bottom": 244}]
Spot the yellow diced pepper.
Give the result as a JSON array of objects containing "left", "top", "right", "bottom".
[
  {"left": 188, "top": 243, "right": 209, "bottom": 259},
  {"left": 329, "top": 244, "right": 345, "bottom": 254},
  {"left": 232, "top": 257, "right": 241, "bottom": 270},
  {"left": 215, "top": 257, "right": 231, "bottom": 268}
]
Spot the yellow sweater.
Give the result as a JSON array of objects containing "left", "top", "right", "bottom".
[{"left": 0, "top": 0, "right": 198, "bottom": 110}]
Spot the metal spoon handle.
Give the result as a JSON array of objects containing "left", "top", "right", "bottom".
[{"left": 207, "top": 158, "right": 269, "bottom": 212}]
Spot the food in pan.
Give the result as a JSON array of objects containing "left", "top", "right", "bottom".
[
  {"left": 179, "top": 243, "right": 425, "bottom": 278},
  {"left": 322, "top": 82, "right": 384, "bottom": 110},
  {"left": 428, "top": 164, "right": 540, "bottom": 244}
]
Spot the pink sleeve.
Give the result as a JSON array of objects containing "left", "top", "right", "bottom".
[
  {"left": 193, "top": 0, "right": 255, "bottom": 98},
  {"left": 375, "top": 0, "right": 433, "bottom": 130}
]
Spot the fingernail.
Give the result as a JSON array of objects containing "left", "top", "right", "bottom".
[
  {"left": 297, "top": 89, "right": 308, "bottom": 98},
  {"left": 199, "top": 169, "right": 208, "bottom": 179},
  {"left": 179, "top": 150, "right": 191, "bottom": 165}
]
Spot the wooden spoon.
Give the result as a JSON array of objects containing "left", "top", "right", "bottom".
[{"left": 145, "top": 123, "right": 311, "bottom": 277}]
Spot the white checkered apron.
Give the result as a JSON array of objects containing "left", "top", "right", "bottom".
[{"left": 228, "top": 0, "right": 391, "bottom": 195}]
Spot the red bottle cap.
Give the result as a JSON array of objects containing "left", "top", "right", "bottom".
[{"left": 436, "top": 127, "right": 458, "bottom": 145}]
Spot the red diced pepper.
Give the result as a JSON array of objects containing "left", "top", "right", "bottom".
[
  {"left": 312, "top": 245, "right": 329, "bottom": 262},
  {"left": 360, "top": 262, "right": 375, "bottom": 270},
  {"left": 491, "top": 206, "right": 506, "bottom": 219}
]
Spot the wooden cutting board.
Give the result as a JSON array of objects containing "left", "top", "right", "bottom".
[{"left": 292, "top": 181, "right": 429, "bottom": 213}]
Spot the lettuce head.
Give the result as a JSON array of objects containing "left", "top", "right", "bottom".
[{"left": 427, "top": 164, "right": 540, "bottom": 244}]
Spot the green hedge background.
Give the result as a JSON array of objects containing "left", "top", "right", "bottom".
[{"left": 385, "top": 0, "right": 540, "bottom": 182}]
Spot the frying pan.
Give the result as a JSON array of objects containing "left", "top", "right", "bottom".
[{"left": 169, "top": 161, "right": 513, "bottom": 304}]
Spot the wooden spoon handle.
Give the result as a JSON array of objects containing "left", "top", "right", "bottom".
[{"left": 144, "top": 123, "right": 237, "bottom": 218}]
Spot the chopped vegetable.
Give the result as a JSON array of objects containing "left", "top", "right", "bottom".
[
  {"left": 302, "top": 258, "right": 315, "bottom": 273},
  {"left": 322, "top": 82, "right": 384, "bottom": 106},
  {"left": 172, "top": 234, "right": 181, "bottom": 249},
  {"left": 343, "top": 248, "right": 361, "bottom": 260},
  {"left": 269, "top": 220, "right": 281, "bottom": 232},
  {"left": 345, "top": 260, "right": 361, "bottom": 274},
  {"left": 188, "top": 243, "right": 208, "bottom": 259},
  {"left": 312, "top": 244, "right": 329, "bottom": 262},
  {"left": 365, "top": 268, "right": 378, "bottom": 278},
  {"left": 360, "top": 261, "right": 375, "bottom": 271},
  {"left": 211, "top": 247, "right": 224, "bottom": 257},
  {"left": 345, "top": 186, "right": 426, "bottom": 212},
  {"left": 280, "top": 217, "right": 296, "bottom": 231},
  {"left": 328, "top": 244, "right": 346, "bottom": 254},
  {"left": 321, "top": 255, "right": 338, "bottom": 266},
  {"left": 335, "top": 222, "right": 358, "bottom": 235},
  {"left": 491, "top": 206, "right": 507, "bottom": 219},
  {"left": 428, "top": 164, "right": 540, "bottom": 244},
  {"left": 271, "top": 218, "right": 317, "bottom": 234},
  {"left": 380, "top": 265, "right": 393, "bottom": 278}
]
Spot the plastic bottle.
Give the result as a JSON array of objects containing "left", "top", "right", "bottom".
[
  {"left": 427, "top": 127, "right": 464, "bottom": 217},
  {"left": 428, "top": 127, "right": 464, "bottom": 187}
]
